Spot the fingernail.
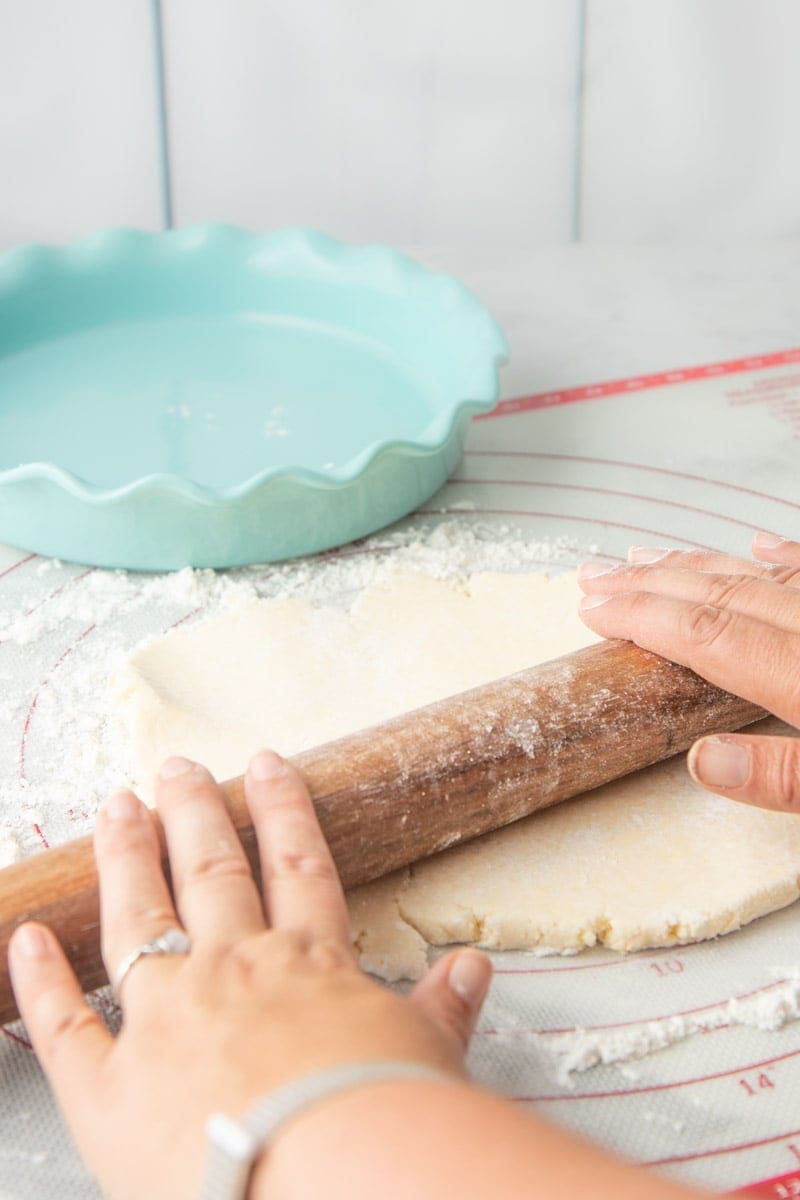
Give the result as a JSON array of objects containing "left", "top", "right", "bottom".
[
  {"left": 580, "top": 594, "right": 613, "bottom": 610},
  {"left": 250, "top": 750, "right": 285, "bottom": 781},
  {"left": 159, "top": 756, "right": 194, "bottom": 780},
  {"left": 579, "top": 561, "right": 618, "bottom": 580},
  {"left": 104, "top": 789, "right": 143, "bottom": 821},
  {"left": 12, "top": 924, "right": 51, "bottom": 959},
  {"left": 449, "top": 950, "right": 491, "bottom": 1004},
  {"left": 628, "top": 546, "right": 669, "bottom": 564},
  {"left": 754, "top": 531, "right": 786, "bottom": 550},
  {"left": 691, "top": 738, "right": 750, "bottom": 788}
]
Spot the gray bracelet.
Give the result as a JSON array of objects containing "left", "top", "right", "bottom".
[{"left": 196, "top": 1058, "right": 455, "bottom": 1200}]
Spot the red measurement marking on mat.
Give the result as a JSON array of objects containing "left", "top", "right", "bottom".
[
  {"left": 464, "top": 451, "right": 800, "bottom": 513},
  {"left": 31, "top": 822, "right": 49, "bottom": 850},
  {"left": 481, "top": 976, "right": 792, "bottom": 1037},
  {"left": 257, "top": 540, "right": 397, "bottom": 582},
  {"left": 492, "top": 945, "right": 680, "bottom": 976},
  {"left": 164, "top": 607, "right": 203, "bottom": 632},
  {"left": 735, "top": 1169, "right": 800, "bottom": 1197},
  {"left": 739, "top": 1072, "right": 776, "bottom": 1097},
  {"left": 17, "top": 624, "right": 98, "bottom": 849},
  {"left": 256, "top": 541, "right": 588, "bottom": 583},
  {"left": 18, "top": 624, "right": 98, "bottom": 785},
  {"left": 515, "top": 1045, "right": 800, "bottom": 1105},
  {"left": 415, "top": 508, "right": 716, "bottom": 552},
  {"left": 447, "top": 478, "right": 773, "bottom": 536},
  {"left": 650, "top": 958, "right": 685, "bottom": 977},
  {"left": 0, "top": 553, "right": 36, "bottom": 582},
  {"left": 648, "top": 1124, "right": 800, "bottom": 1169},
  {"left": 478, "top": 348, "right": 800, "bottom": 419},
  {"left": 1, "top": 1027, "right": 32, "bottom": 1051},
  {"left": 0, "top": 567, "right": 95, "bottom": 641}
]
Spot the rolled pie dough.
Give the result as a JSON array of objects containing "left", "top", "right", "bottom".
[{"left": 112, "top": 571, "right": 800, "bottom": 981}]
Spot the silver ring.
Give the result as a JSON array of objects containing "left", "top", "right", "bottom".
[{"left": 113, "top": 927, "right": 191, "bottom": 997}]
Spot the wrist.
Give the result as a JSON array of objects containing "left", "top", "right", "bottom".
[
  {"left": 198, "top": 1060, "right": 463, "bottom": 1200},
  {"left": 248, "top": 1076, "right": 473, "bottom": 1200}
]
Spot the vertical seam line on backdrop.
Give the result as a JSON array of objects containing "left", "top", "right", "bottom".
[
  {"left": 572, "top": 0, "right": 588, "bottom": 243},
  {"left": 151, "top": 0, "right": 174, "bottom": 231}
]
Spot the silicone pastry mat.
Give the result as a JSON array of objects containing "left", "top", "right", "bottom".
[{"left": 1, "top": 347, "right": 800, "bottom": 1199}]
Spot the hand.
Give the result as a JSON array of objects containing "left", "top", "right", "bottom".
[
  {"left": 7, "top": 752, "right": 492, "bottom": 1200},
  {"left": 578, "top": 531, "right": 800, "bottom": 811}
]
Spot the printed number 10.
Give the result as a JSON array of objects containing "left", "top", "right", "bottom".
[{"left": 650, "top": 959, "right": 684, "bottom": 977}]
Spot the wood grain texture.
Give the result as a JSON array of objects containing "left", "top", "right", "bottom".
[{"left": 0, "top": 640, "right": 763, "bottom": 1026}]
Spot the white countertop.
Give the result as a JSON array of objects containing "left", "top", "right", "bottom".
[
  {"left": 1, "top": 240, "right": 800, "bottom": 1199},
  {"left": 411, "top": 239, "right": 800, "bottom": 394}
]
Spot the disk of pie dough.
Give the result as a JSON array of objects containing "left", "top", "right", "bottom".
[
  {"left": 111, "top": 571, "right": 800, "bottom": 981},
  {"left": 112, "top": 570, "right": 596, "bottom": 784},
  {"left": 349, "top": 722, "right": 800, "bottom": 978}
]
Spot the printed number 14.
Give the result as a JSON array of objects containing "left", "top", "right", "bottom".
[{"left": 739, "top": 1072, "right": 775, "bottom": 1097}]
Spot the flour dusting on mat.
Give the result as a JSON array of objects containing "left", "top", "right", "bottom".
[
  {"left": 0, "top": 521, "right": 591, "bottom": 858},
  {"left": 542, "top": 969, "right": 800, "bottom": 1084},
  {"left": 7, "top": 516, "right": 800, "bottom": 1097}
]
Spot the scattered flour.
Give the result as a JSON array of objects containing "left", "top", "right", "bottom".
[
  {"left": 0, "top": 832, "right": 20, "bottom": 867},
  {"left": 0, "top": 521, "right": 594, "bottom": 857},
  {"left": 4, "top": 517, "right": 798, "bottom": 1099},
  {"left": 543, "top": 970, "right": 800, "bottom": 1084},
  {"left": 0, "top": 566, "right": 259, "bottom": 646}
]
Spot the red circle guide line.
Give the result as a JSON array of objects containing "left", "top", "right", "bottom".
[
  {"left": 18, "top": 624, "right": 98, "bottom": 848},
  {"left": 256, "top": 540, "right": 400, "bottom": 582},
  {"left": 1, "top": 1026, "right": 32, "bottom": 1051},
  {"left": 416, "top": 508, "right": 716, "bottom": 552},
  {"left": 17, "top": 604, "right": 205, "bottom": 858},
  {"left": 492, "top": 947, "right": 669, "bottom": 976},
  {"left": 645, "top": 1122, "right": 800, "bottom": 1170},
  {"left": 448, "top": 478, "right": 768, "bottom": 535},
  {"left": 464, "top": 450, "right": 800, "bottom": 515},
  {"left": 477, "top": 348, "right": 800, "bottom": 420},
  {"left": 481, "top": 976, "right": 793, "bottom": 1039},
  {"left": 164, "top": 606, "right": 204, "bottom": 633},
  {"left": 0, "top": 567, "right": 96, "bottom": 646},
  {"left": 515, "top": 1044, "right": 800, "bottom": 1105},
  {"left": 31, "top": 821, "right": 49, "bottom": 850},
  {"left": 494, "top": 955, "right": 662, "bottom": 974},
  {"left": 0, "top": 552, "right": 36, "bottom": 582}
]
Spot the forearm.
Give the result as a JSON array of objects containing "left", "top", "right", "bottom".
[{"left": 252, "top": 1078, "right": 710, "bottom": 1200}]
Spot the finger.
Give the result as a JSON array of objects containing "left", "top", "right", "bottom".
[
  {"left": 578, "top": 564, "right": 800, "bottom": 635},
  {"left": 627, "top": 546, "right": 768, "bottom": 575},
  {"left": 155, "top": 758, "right": 265, "bottom": 943},
  {"left": 409, "top": 950, "right": 492, "bottom": 1056},
  {"left": 688, "top": 733, "right": 800, "bottom": 813},
  {"left": 245, "top": 750, "right": 352, "bottom": 946},
  {"left": 578, "top": 590, "right": 800, "bottom": 727},
  {"left": 628, "top": 545, "right": 800, "bottom": 589},
  {"left": 94, "top": 788, "right": 182, "bottom": 991},
  {"left": 9, "top": 924, "right": 111, "bottom": 1128},
  {"left": 752, "top": 532, "right": 800, "bottom": 578}
]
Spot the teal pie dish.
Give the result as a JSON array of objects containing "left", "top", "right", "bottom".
[{"left": 0, "top": 225, "right": 507, "bottom": 570}]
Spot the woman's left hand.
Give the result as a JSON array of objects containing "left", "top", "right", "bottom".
[{"left": 8, "top": 752, "right": 492, "bottom": 1200}]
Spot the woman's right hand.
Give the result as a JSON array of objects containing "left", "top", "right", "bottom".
[{"left": 578, "top": 531, "right": 800, "bottom": 812}]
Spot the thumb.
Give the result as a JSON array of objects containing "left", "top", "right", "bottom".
[
  {"left": 688, "top": 733, "right": 800, "bottom": 812},
  {"left": 408, "top": 948, "right": 492, "bottom": 1054}
]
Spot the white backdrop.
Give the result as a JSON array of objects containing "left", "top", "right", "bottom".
[{"left": 0, "top": 0, "right": 799, "bottom": 249}]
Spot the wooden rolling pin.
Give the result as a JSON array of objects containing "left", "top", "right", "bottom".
[{"left": 0, "top": 639, "right": 763, "bottom": 1026}]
